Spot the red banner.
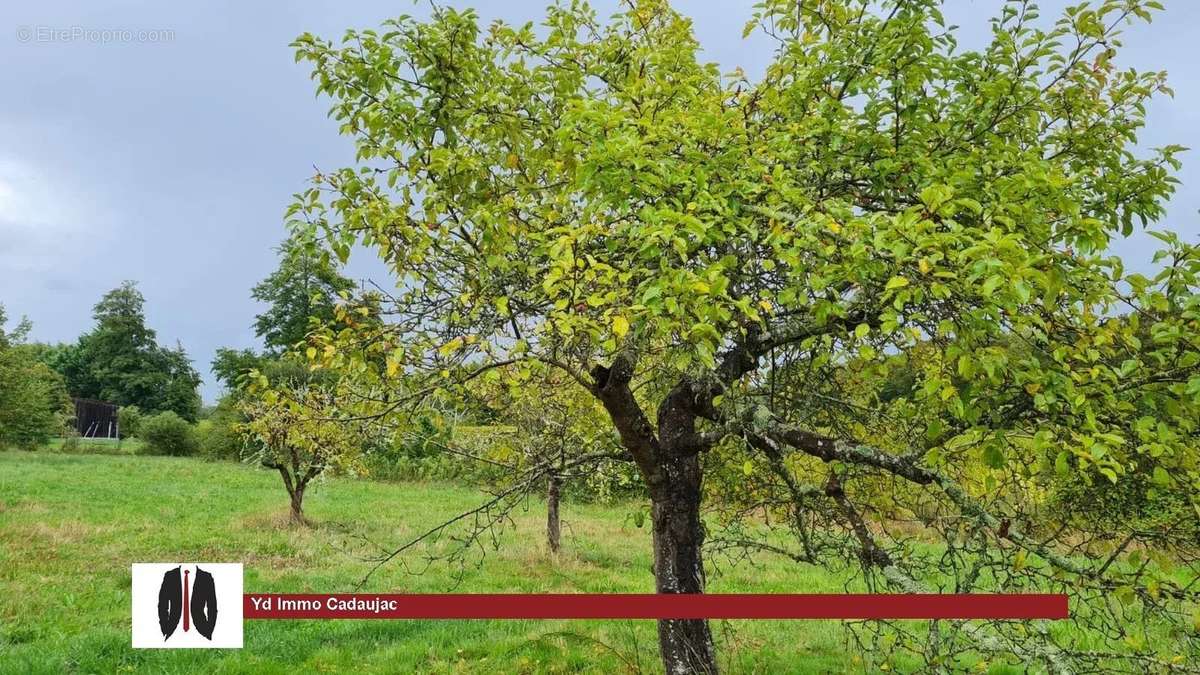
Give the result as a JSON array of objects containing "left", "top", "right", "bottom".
[{"left": 243, "top": 593, "right": 1068, "bottom": 620}]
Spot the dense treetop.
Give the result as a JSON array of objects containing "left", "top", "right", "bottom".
[{"left": 46, "top": 282, "right": 202, "bottom": 420}]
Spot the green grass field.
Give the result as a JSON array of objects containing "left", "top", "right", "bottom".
[
  {"left": 12, "top": 450, "right": 1164, "bottom": 673},
  {"left": 1, "top": 450, "right": 877, "bottom": 673},
  {"left": 40, "top": 436, "right": 145, "bottom": 455}
]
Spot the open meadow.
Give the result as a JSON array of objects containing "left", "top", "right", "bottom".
[{"left": 2, "top": 450, "right": 867, "bottom": 674}]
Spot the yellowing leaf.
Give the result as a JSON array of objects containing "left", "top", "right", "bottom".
[
  {"left": 438, "top": 337, "right": 464, "bottom": 356},
  {"left": 743, "top": 460, "right": 754, "bottom": 476},
  {"left": 612, "top": 315, "right": 630, "bottom": 339},
  {"left": 305, "top": 347, "right": 317, "bottom": 360},
  {"left": 827, "top": 221, "right": 842, "bottom": 234},
  {"left": 505, "top": 153, "right": 520, "bottom": 169},
  {"left": 386, "top": 359, "right": 399, "bottom": 377},
  {"left": 918, "top": 258, "right": 932, "bottom": 275}
]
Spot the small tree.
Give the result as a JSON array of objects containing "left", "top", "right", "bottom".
[
  {"left": 240, "top": 370, "right": 367, "bottom": 524},
  {"left": 467, "top": 367, "right": 628, "bottom": 553}
]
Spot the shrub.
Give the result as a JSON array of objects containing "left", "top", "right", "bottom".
[
  {"left": 197, "top": 417, "right": 244, "bottom": 460},
  {"left": 117, "top": 405, "right": 143, "bottom": 439},
  {"left": 195, "top": 395, "right": 248, "bottom": 461},
  {"left": 138, "top": 411, "right": 198, "bottom": 456}
]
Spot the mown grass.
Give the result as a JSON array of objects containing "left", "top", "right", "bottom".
[
  {"left": 0, "top": 451, "right": 870, "bottom": 674},
  {"left": 0, "top": 450, "right": 1135, "bottom": 673}
]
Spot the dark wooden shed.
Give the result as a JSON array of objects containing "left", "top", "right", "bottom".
[{"left": 73, "top": 398, "right": 119, "bottom": 438}]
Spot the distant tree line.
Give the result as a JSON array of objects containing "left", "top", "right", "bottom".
[
  {"left": 40, "top": 281, "right": 202, "bottom": 422},
  {"left": 1, "top": 281, "right": 203, "bottom": 450}
]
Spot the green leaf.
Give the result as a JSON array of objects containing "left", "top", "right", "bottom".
[
  {"left": 1152, "top": 466, "right": 1171, "bottom": 486},
  {"left": 983, "top": 444, "right": 1005, "bottom": 469},
  {"left": 1055, "top": 451, "right": 1070, "bottom": 476}
]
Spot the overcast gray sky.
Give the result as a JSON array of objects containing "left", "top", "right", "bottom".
[{"left": 2, "top": 1, "right": 1197, "bottom": 403}]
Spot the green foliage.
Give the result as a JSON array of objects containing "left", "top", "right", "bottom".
[
  {"left": 391, "top": 413, "right": 452, "bottom": 460},
  {"left": 195, "top": 396, "right": 247, "bottom": 461},
  {"left": 239, "top": 359, "right": 380, "bottom": 520},
  {"left": 210, "top": 347, "right": 267, "bottom": 390},
  {"left": 291, "top": 0, "right": 1194, "bottom": 484},
  {"left": 42, "top": 282, "right": 202, "bottom": 421},
  {"left": 252, "top": 239, "right": 356, "bottom": 355},
  {"left": 0, "top": 305, "right": 71, "bottom": 450},
  {"left": 289, "top": 0, "right": 1198, "bottom": 669},
  {"left": 117, "top": 405, "right": 143, "bottom": 439},
  {"left": 365, "top": 452, "right": 492, "bottom": 483},
  {"left": 239, "top": 377, "right": 367, "bottom": 475},
  {"left": 464, "top": 366, "right": 642, "bottom": 502},
  {"left": 138, "top": 411, "right": 198, "bottom": 457},
  {"left": 1049, "top": 465, "right": 1200, "bottom": 542}
]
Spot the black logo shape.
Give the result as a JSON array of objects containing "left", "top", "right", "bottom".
[{"left": 157, "top": 565, "right": 218, "bottom": 640}]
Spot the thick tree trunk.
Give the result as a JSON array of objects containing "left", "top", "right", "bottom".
[
  {"left": 590, "top": 359, "right": 719, "bottom": 674},
  {"left": 652, "top": 455, "right": 717, "bottom": 675},
  {"left": 546, "top": 473, "right": 561, "bottom": 553}
]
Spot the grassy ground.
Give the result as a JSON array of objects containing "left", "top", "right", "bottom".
[
  {"left": 1, "top": 450, "right": 873, "bottom": 674},
  {"left": 41, "top": 436, "right": 144, "bottom": 455}
]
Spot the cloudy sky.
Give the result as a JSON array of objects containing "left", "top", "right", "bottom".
[{"left": 2, "top": 1, "right": 1197, "bottom": 403}]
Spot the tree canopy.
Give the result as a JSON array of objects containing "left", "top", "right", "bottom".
[
  {"left": 289, "top": 0, "right": 1199, "bottom": 671},
  {"left": 0, "top": 304, "right": 71, "bottom": 449},
  {"left": 46, "top": 282, "right": 202, "bottom": 421},
  {"left": 252, "top": 239, "right": 357, "bottom": 356}
]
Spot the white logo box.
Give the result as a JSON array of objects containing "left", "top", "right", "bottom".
[{"left": 131, "top": 563, "right": 243, "bottom": 648}]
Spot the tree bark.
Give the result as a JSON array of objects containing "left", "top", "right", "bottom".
[
  {"left": 275, "top": 465, "right": 306, "bottom": 525},
  {"left": 546, "top": 472, "right": 561, "bottom": 553},
  {"left": 590, "top": 359, "right": 719, "bottom": 674},
  {"left": 288, "top": 484, "right": 305, "bottom": 524},
  {"left": 651, "top": 454, "right": 717, "bottom": 675}
]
